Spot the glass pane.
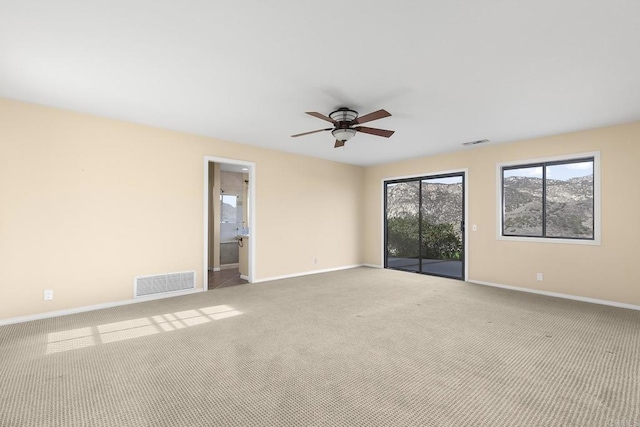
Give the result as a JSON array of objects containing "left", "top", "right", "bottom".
[
  {"left": 545, "top": 161, "right": 594, "bottom": 238},
  {"left": 220, "top": 194, "right": 238, "bottom": 223},
  {"left": 503, "top": 166, "right": 543, "bottom": 236},
  {"left": 421, "top": 176, "right": 463, "bottom": 279},
  {"left": 386, "top": 181, "right": 420, "bottom": 272}
]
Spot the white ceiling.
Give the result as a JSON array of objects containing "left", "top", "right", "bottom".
[
  {"left": 1, "top": 1, "right": 639, "bottom": 166},
  {"left": 219, "top": 163, "right": 249, "bottom": 174}
]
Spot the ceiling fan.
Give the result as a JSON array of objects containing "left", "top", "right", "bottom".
[{"left": 291, "top": 107, "right": 395, "bottom": 148}]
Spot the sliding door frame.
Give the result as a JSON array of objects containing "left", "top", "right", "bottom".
[{"left": 382, "top": 169, "right": 468, "bottom": 281}]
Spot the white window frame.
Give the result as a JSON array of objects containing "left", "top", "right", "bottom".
[{"left": 496, "top": 151, "right": 601, "bottom": 245}]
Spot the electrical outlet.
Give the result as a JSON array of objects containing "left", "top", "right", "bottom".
[
  {"left": 536, "top": 273, "right": 543, "bottom": 281},
  {"left": 44, "top": 290, "right": 54, "bottom": 301},
  {"left": 313, "top": 257, "right": 318, "bottom": 264}
]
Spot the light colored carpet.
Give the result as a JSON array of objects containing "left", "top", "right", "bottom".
[{"left": 1, "top": 267, "right": 638, "bottom": 426}]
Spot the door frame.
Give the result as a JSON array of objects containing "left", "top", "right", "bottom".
[
  {"left": 203, "top": 156, "right": 256, "bottom": 289},
  {"left": 381, "top": 168, "right": 468, "bottom": 281}
]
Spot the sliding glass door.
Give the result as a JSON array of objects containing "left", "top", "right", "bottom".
[
  {"left": 419, "top": 175, "right": 464, "bottom": 279},
  {"left": 384, "top": 173, "right": 465, "bottom": 280},
  {"left": 384, "top": 181, "right": 421, "bottom": 272}
]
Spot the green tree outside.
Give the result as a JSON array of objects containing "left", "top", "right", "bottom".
[{"left": 387, "top": 214, "right": 461, "bottom": 260}]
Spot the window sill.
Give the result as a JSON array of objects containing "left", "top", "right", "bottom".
[{"left": 497, "top": 235, "right": 601, "bottom": 246}]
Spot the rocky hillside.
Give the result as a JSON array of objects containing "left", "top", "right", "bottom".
[
  {"left": 221, "top": 202, "right": 238, "bottom": 223},
  {"left": 386, "top": 175, "right": 594, "bottom": 238},
  {"left": 503, "top": 175, "right": 593, "bottom": 237},
  {"left": 386, "top": 182, "right": 463, "bottom": 229}
]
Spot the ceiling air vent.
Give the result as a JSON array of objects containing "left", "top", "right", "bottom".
[{"left": 463, "top": 139, "right": 490, "bottom": 146}]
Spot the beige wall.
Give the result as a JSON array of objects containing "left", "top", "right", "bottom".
[
  {"left": 363, "top": 122, "right": 640, "bottom": 306},
  {"left": 2, "top": 96, "right": 638, "bottom": 321},
  {"left": 0, "top": 99, "right": 364, "bottom": 320},
  {"left": 207, "top": 163, "right": 224, "bottom": 271}
]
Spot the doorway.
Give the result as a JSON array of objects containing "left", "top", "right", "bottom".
[
  {"left": 384, "top": 171, "right": 466, "bottom": 280},
  {"left": 203, "top": 156, "right": 255, "bottom": 291}
]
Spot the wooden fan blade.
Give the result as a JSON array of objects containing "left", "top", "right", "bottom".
[
  {"left": 306, "top": 112, "right": 336, "bottom": 124},
  {"left": 291, "top": 128, "right": 333, "bottom": 138},
  {"left": 353, "top": 109, "right": 391, "bottom": 125},
  {"left": 355, "top": 126, "right": 395, "bottom": 138},
  {"left": 334, "top": 140, "right": 345, "bottom": 148}
]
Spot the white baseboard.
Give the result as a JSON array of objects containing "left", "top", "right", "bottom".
[
  {"left": 0, "top": 288, "right": 203, "bottom": 326},
  {"left": 240, "top": 275, "right": 249, "bottom": 281},
  {"left": 220, "top": 263, "right": 238, "bottom": 270},
  {"left": 253, "top": 264, "right": 365, "bottom": 284},
  {"left": 210, "top": 267, "right": 221, "bottom": 272},
  {"left": 362, "top": 263, "right": 383, "bottom": 268},
  {"left": 468, "top": 279, "right": 640, "bottom": 311}
]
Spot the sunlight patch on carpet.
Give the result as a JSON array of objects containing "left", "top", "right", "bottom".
[{"left": 45, "top": 305, "right": 242, "bottom": 355}]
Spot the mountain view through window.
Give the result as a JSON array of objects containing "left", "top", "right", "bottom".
[{"left": 503, "top": 159, "right": 594, "bottom": 239}]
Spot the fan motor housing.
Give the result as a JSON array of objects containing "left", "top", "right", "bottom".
[{"left": 329, "top": 108, "right": 358, "bottom": 125}]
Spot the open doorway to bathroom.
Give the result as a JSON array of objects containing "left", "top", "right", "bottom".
[{"left": 203, "top": 157, "right": 255, "bottom": 291}]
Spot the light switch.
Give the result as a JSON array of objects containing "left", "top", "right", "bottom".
[{"left": 472, "top": 224, "right": 477, "bottom": 232}]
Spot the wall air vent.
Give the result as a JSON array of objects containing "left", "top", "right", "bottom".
[
  {"left": 134, "top": 271, "right": 196, "bottom": 298},
  {"left": 463, "top": 139, "right": 490, "bottom": 146}
]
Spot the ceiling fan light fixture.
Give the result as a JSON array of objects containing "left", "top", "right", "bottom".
[
  {"left": 294, "top": 108, "right": 393, "bottom": 148},
  {"left": 329, "top": 108, "right": 358, "bottom": 123},
  {"left": 332, "top": 128, "right": 356, "bottom": 142}
]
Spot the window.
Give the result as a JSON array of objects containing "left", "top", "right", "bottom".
[
  {"left": 500, "top": 154, "right": 597, "bottom": 242},
  {"left": 220, "top": 194, "right": 239, "bottom": 223}
]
